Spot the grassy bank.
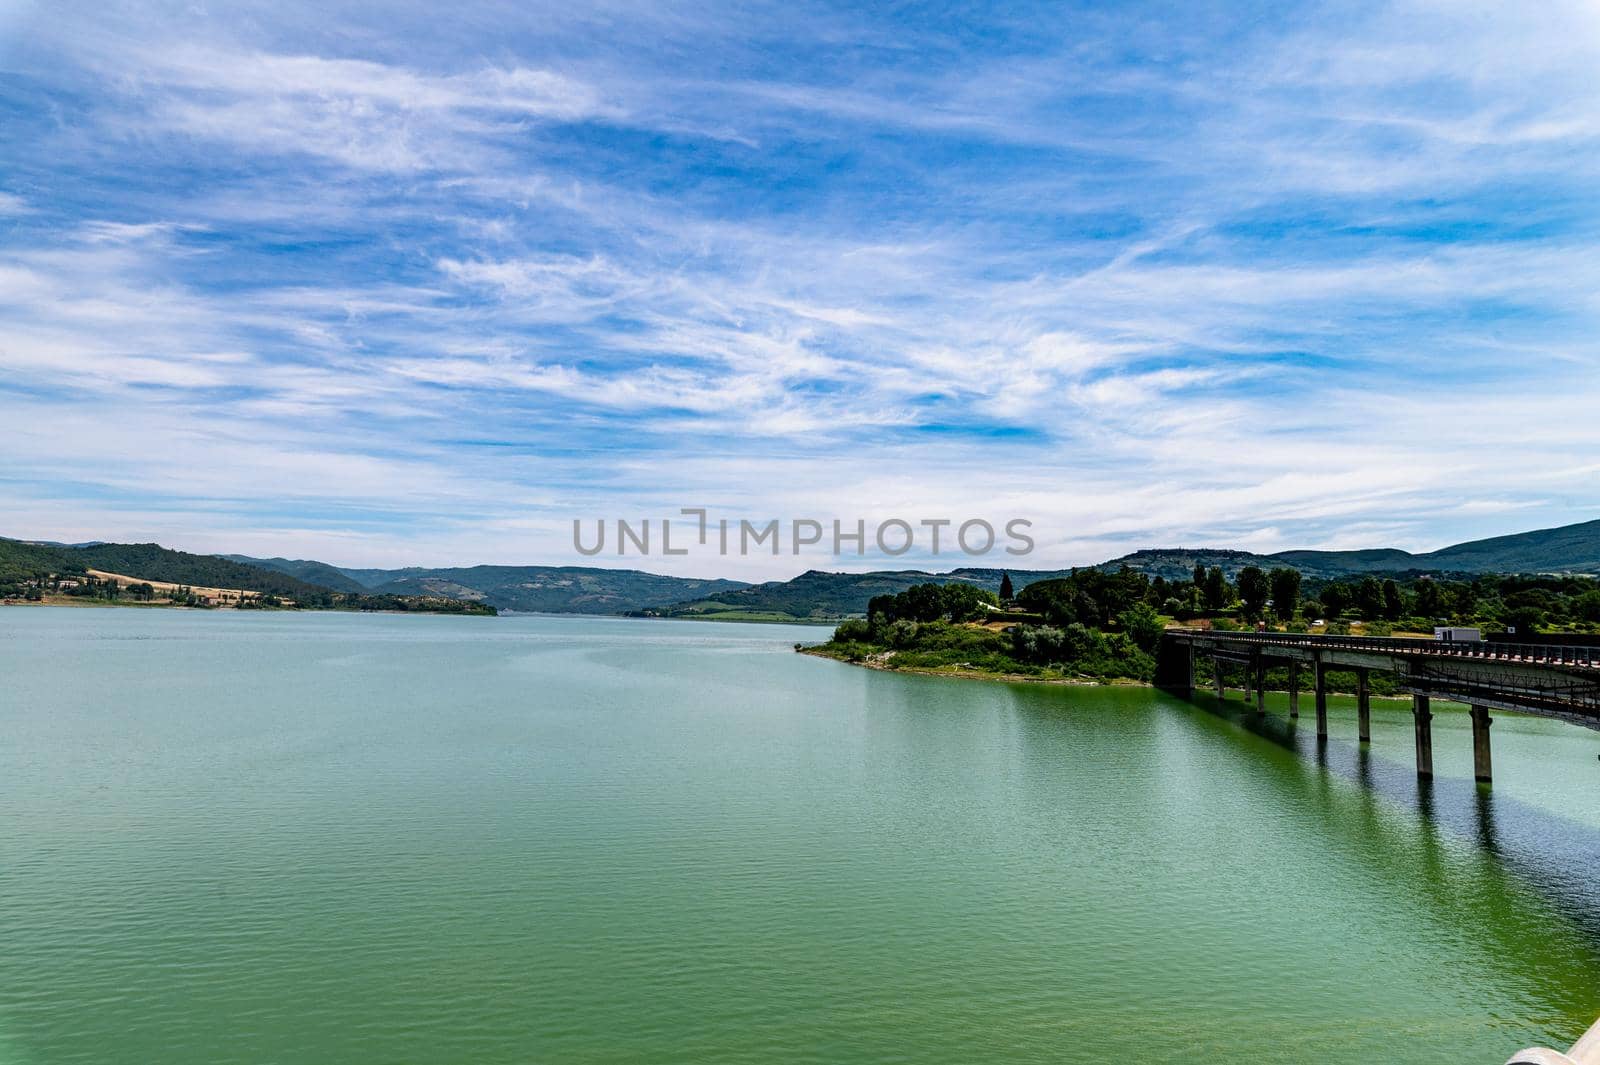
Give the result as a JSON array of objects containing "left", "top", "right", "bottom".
[{"left": 798, "top": 643, "right": 1147, "bottom": 686}]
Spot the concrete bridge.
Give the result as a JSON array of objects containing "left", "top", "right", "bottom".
[
  {"left": 1156, "top": 629, "right": 1600, "bottom": 1061},
  {"left": 1157, "top": 629, "right": 1600, "bottom": 784}
]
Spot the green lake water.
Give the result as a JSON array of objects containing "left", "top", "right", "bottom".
[{"left": 3, "top": 607, "right": 1600, "bottom": 1064}]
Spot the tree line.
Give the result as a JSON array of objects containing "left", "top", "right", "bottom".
[{"left": 817, "top": 565, "right": 1600, "bottom": 684}]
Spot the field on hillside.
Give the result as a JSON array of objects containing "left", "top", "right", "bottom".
[{"left": 85, "top": 569, "right": 272, "bottom": 604}]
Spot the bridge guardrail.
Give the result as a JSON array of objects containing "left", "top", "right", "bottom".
[
  {"left": 1168, "top": 628, "right": 1600, "bottom": 670},
  {"left": 1508, "top": 1014, "right": 1600, "bottom": 1064}
]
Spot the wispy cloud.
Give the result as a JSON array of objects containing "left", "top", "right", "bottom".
[{"left": 1, "top": 0, "right": 1598, "bottom": 573}]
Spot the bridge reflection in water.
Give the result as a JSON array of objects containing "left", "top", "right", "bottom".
[{"left": 1157, "top": 629, "right": 1600, "bottom": 1063}]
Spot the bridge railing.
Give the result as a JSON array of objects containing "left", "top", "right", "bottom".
[
  {"left": 1167, "top": 628, "right": 1600, "bottom": 669},
  {"left": 1508, "top": 1013, "right": 1600, "bottom": 1064}
]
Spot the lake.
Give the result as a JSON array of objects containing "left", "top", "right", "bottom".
[{"left": 3, "top": 607, "right": 1599, "bottom": 1064}]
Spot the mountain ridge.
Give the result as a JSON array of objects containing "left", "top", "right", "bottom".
[
  {"left": 1099, "top": 518, "right": 1600, "bottom": 581},
  {"left": 10, "top": 517, "right": 1600, "bottom": 619},
  {"left": 229, "top": 556, "right": 751, "bottom": 614}
]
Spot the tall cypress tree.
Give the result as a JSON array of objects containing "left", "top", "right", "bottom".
[{"left": 999, "top": 571, "right": 1014, "bottom": 602}]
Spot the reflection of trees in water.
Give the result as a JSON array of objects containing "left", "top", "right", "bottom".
[{"left": 1006, "top": 684, "right": 1600, "bottom": 1046}]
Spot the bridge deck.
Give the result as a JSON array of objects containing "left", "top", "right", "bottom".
[
  {"left": 1168, "top": 629, "right": 1600, "bottom": 671},
  {"left": 1162, "top": 627, "right": 1600, "bottom": 732}
]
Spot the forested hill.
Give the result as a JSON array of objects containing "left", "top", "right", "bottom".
[
  {"left": 1099, "top": 547, "right": 1418, "bottom": 581},
  {"left": 233, "top": 556, "right": 751, "bottom": 614},
  {"left": 222, "top": 555, "right": 370, "bottom": 592},
  {"left": 71, "top": 543, "right": 330, "bottom": 597},
  {"left": 363, "top": 566, "right": 748, "bottom": 614},
  {"left": 654, "top": 519, "right": 1600, "bottom": 620},
  {"left": 1420, "top": 519, "right": 1600, "bottom": 574},
  {"left": 1102, "top": 519, "right": 1600, "bottom": 581},
  {"left": 8, "top": 516, "right": 1600, "bottom": 619},
  {"left": 649, "top": 567, "right": 1078, "bottom": 621},
  {"left": 0, "top": 539, "right": 85, "bottom": 583},
  {"left": 11, "top": 541, "right": 749, "bottom": 614}
]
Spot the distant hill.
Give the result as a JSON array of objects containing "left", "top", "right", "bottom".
[
  {"left": 10, "top": 516, "right": 1600, "bottom": 619},
  {"left": 233, "top": 556, "right": 448, "bottom": 591},
  {"left": 1096, "top": 546, "right": 1423, "bottom": 580},
  {"left": 0, "top": 539, "right": 85, "bottom": 583},
  {"left": 651, "top": 566, "right": 1079, "bottom": 621},
  {"left": 70, "top": 543, "right": 329, "bottom": 598},
  {"left": 1101, "top": 519, "right": 1600, "bottom": 581},
  {"left": 1421, "top": 519, "right": 1600, "bottom": 574},
  {"left": 224, "top": 555, "right": 371, "bottom": 593},
  {"left": 1266, "top": 548, "right": 1418, "bottom": 574},
  {"left": 654, "top": 518, "right": 1600, "bottom": 619},
  {"left": 359, "top": 566, "right": 749, "bottom": 614},
  {"left": 10, "top": 542, "right": 748, "bottom": 614},
  {"left": 1095, "top": 548, "right": 1279, "bottom": 581},
  {"left": 240, "top": 556, "right": 751, "bottom": 613}
]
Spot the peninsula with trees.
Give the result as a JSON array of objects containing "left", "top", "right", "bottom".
[{"left": 803, "top": 561, "right": 1600, "bottom": 687}]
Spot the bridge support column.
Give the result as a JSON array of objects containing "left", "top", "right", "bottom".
[
  {"left": 1213, "top": 657, "right": 1224, "bottom": 700},
  {"left": 1255, "top": 658, "right": 1266, "bottom": 715},
  {"left": 1314, "top": 661, "right": 1328, "bottom": 741},
  {"left": 1471, "top": 705, "right": 1493, "bottom": 784},
  {"left": 1185, "top": 643, "right": 1195, "bottom": 697},
  {"left": 1288, "top": 661, "right": 1300, "bottom": 719},
  {"left": 1412, "top": 694, "right": 1432, "bottom": 779},
  {"left": 1356, "top": 668, "right": 1371, "bottom": 744}
]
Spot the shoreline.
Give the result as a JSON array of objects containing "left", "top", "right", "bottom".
[
  {"left": 798, "top": 645, "right": 1146, "bottom": 687},
  {"left": 0, "top": 599, "right": 495, "bottom": 618},
  {"left": 797, "top": 644, "right": 1455, "bottom": 704}
]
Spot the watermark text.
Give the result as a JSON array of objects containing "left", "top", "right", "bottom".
[{"left": 573, "top": 510, "right": 1034, "bottom": 558}]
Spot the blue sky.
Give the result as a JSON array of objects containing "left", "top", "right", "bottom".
[{"left": 1, "top": 0, "right": 1598, "bottom": 577}]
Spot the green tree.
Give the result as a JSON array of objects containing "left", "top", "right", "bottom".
[
  {"left": 1381, "top": 579, "right": 1404, "bottom": 621},
  {"left": 1320, "top": 582, "right": 1350, "bottom": 619},
  {"left": 1268, "top": 567, "right": 1301, "bottom": 622},
  {"left": 1575, "top": 590, "right": 1600, "bottom": 623},
  {"left": 1355, "top": 577, "right": 1384, "bottom": 618},
  {"left": 869, "top": 582, "right": 998, "bottom": 625},
  {"left": 886, "top": 619, "right": 920, "bottom": 648},
  {"left": 938, "top": 582, "right": 999, "bottom": 622},
  {"left": 1504, "top": 605, "right": 1543, "bottom": 635},
  {"left": 999, "top": 572, "right": 1014, "bottom": 602},
  {"left": 833, "top": 619, "right": 871, "bottom": 642},
  {"left": 1118, "top": 602, "right": 1165, "bottom": 653},
  {"left": 1202, "top": 566, "right": 1231, "bottom": 611},
  {"left": 1414, "top": 579, "right": 1441, "bottom": 620},
  {"left": 1237, "top": 566, "right": 1269, "bottom": 620}
]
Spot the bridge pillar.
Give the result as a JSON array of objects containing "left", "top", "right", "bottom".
[
  {"left": 1412, "top": 694, "right": 1433, "bottom": 779},
  {"left": 1314, "top": 661, "right": 1329, "bottom": 741},
  {"left": 1288, "top": 660, "right": 1300, "bottom": 719},
  {"left": 1213, "top": 656, "right": 1224, "bottom": 700},
  {"left": 1186, "top": 642, "right": 1196, "bottom": 697},
  {"left": 1356, "top": 668, "right": 1371, "bottom": 744},
  {"left": 1254, "top": 657, "right": 1266, "bottom": 715},
  {"left": 1471, "top": 705, "right": 1493, "bottom": 784}
]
